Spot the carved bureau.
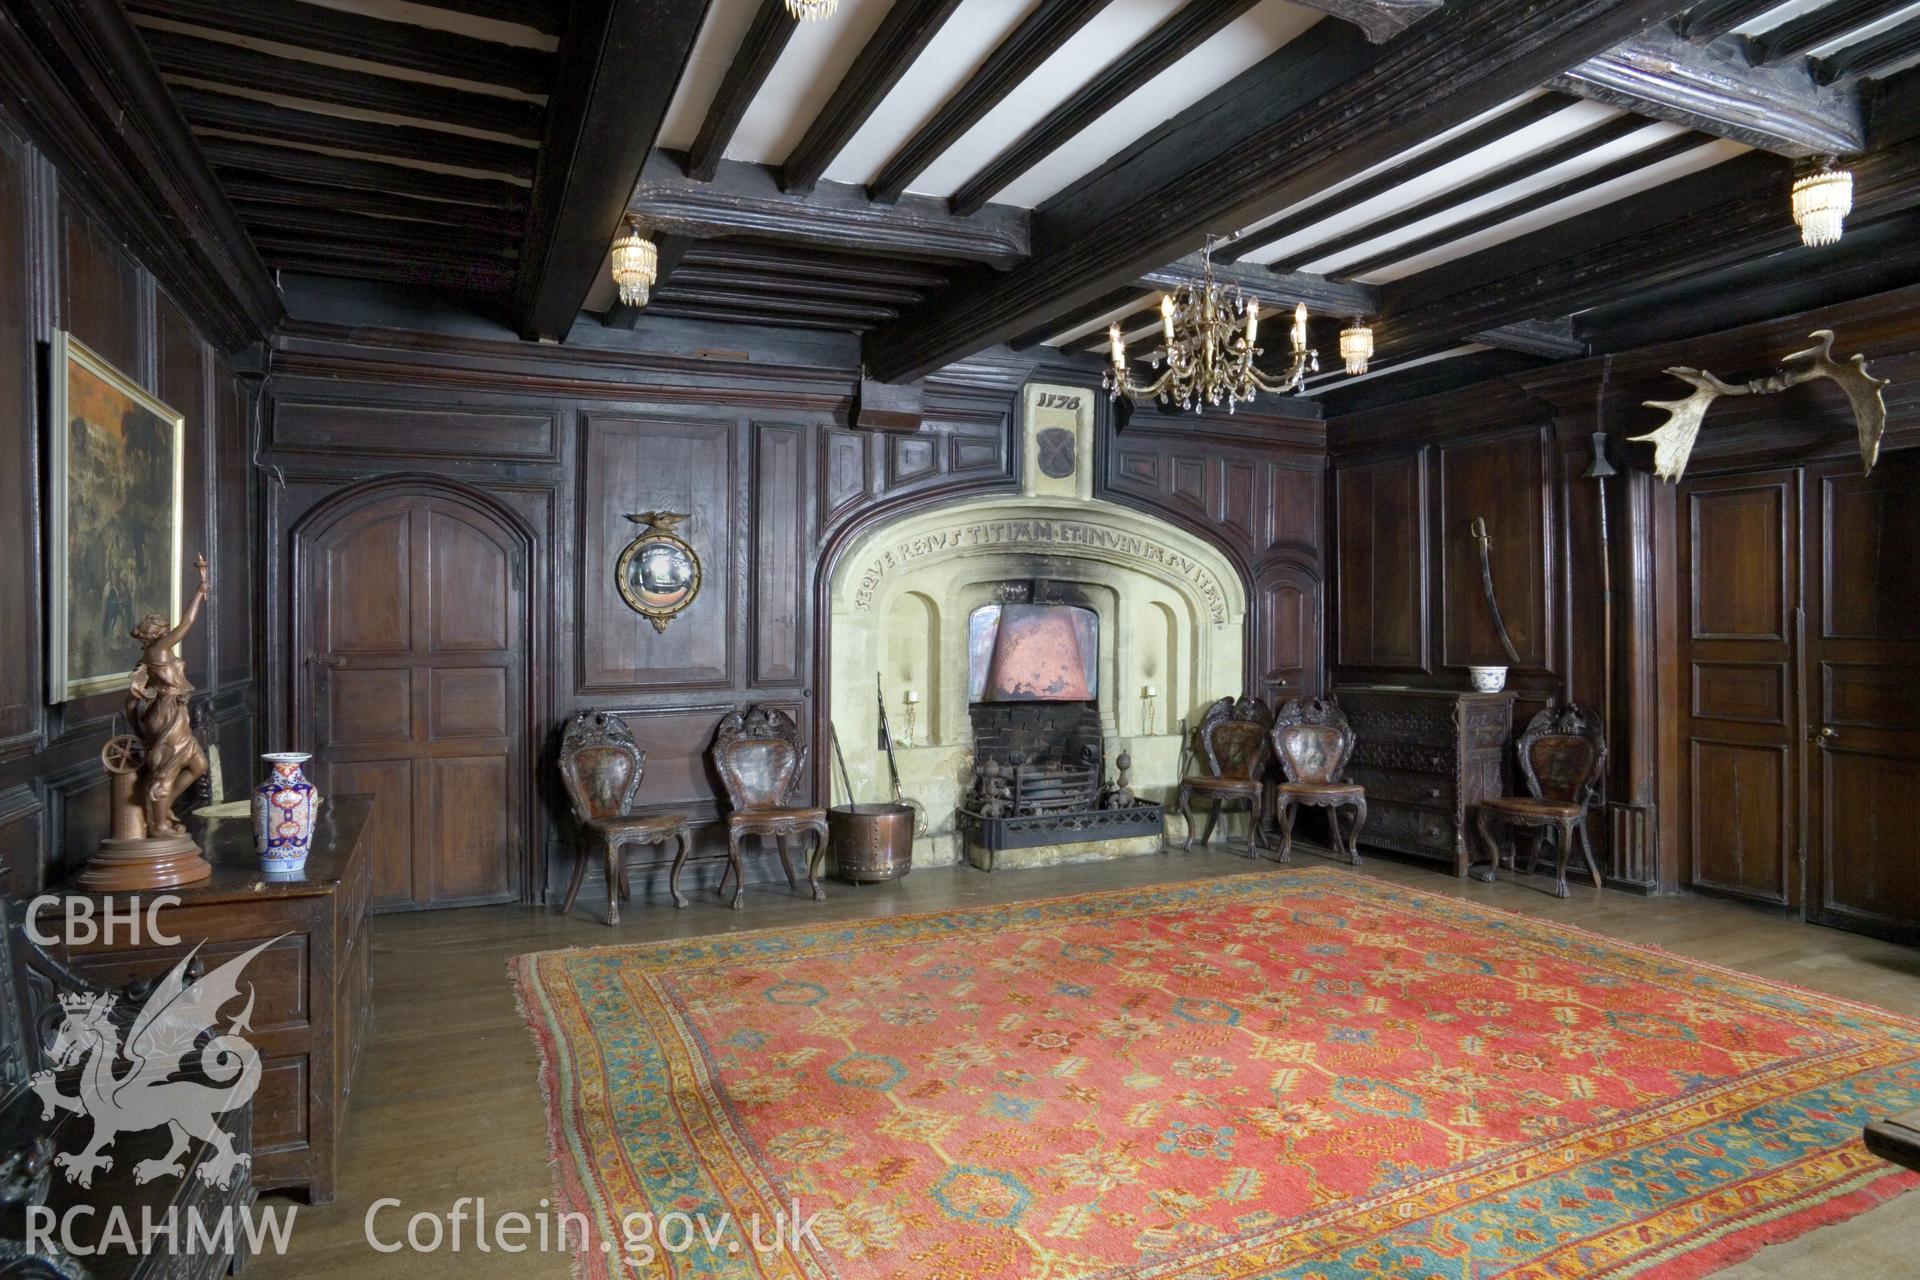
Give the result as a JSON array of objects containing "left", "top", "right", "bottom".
[{"left": 1333, "top": 687, "right": 1515, "bottom": 876}]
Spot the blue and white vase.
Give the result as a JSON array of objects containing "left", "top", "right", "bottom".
[{"left": 253, "top": 752, "right": 322, "bottom": 872}]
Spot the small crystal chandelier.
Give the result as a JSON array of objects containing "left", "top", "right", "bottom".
[
  {"left": 784, "top": 0, "right": 838, "bottom": 19},
  {"left": 1104, "top": 237, "right": 1316, "bottom": 413},
  {"left": 1339, "top": 319, "right": 1374, "bottom": 376},
  {"left": 1792, "top": 159, "right": 1852, "bottom": 247},
  {"left": 610, "top": 217, "right": 658, "bottom": 307}
]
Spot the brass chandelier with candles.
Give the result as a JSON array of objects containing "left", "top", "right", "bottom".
[{"left": 1104, "top": 238, "right": 1318, "bottom": 413}]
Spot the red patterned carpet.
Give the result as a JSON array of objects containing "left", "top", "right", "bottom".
[{"left": 512, "top": 869, "right": 1920, "bottom": 1279}]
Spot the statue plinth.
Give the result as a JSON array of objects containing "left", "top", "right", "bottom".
[{"left": 78, "top": 834, "right": 212, "bottom": 891}]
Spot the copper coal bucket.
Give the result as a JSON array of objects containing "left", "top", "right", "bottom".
[{"left": 828, "top": 803, "right": 914, "bottom": 883}]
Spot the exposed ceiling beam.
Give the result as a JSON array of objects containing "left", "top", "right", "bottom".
[
  {"left": 950, "top": 0, "right": 1263, "bottom": 216},
  {"left": 686, "top": 0, "right": 797, "bottom": 183},
  {"left": 199, "top": 137, "right": 528, "bottom": 207},
  {"left": 221, "top": 178, "right": 524, "bottom": 232},
  {"left": 645, "top": 303, "right": 877, "bottom": 331},
  {"left": 1269, "top": 112, "right": 1653, "bottom": 273},
  {"left": 1552, "top": 25, "right": 1866, "bottom": 155},
  {"left": 252, "top": 229, "right": 517, "bottom": 268},
  {"left": 172, "top": 85, "right": 536, "bottom": 179},
  {"left": 1755, "top": 0, "right": 1908, "bottom": 65},
  {"left": 269, "top": 254, "right": 514, "bottom": 292},
  {"left": 631, "top": 155, "right": 1030, "bottom": 267},
  {"left": 1375, "top": 130, "right": 1920, "bottom": 359},
  {"left": 778, "top": 0, "right": 967, "bottom": 194},
  {"left": 861, "top": 0, "right": 1687, "bottom": 383},
  {"left": 870, "top": 0, "right": 1113, "bottom": 204},
  {"left": 416, "top": 0, "right": 565, "bottom": 37},
  {"left": 670, "top": 267, "right": 928, "bottom": 306},
  {"left": 1220, "top": 92, "right": 1576, "bottom": 265},
  {"left": 678, "top": 241, "right": 953, "bottom": 289},
  {"left": 513, "top": 0, "right": 711, "bottom": 340},
  {"left": 649, "top": 286, "right": 901, "bottom": 324},
  {"left": 1330, "top": 130, "right": 1714, "bottom": 279},
  {"left": 123, "top": 0, "right": 553, "bottom": 94},
  {"left": 0, "top": 0, "right": 283, "bottom": 350},
  {"left": 137, "top": 26, "right": 546, "bottom": 141},
  {"left": 1141, "top": 255, "right": 1379, "bottom": 317},
  {"left": 1819, "top": 15, "right": 1920, "bottom": 83},
  {"left": 1676, "top": 0, "right": 1782, "bottom": 43},
  {"left": 231, "top": 201, "right": 523, "bottom": 248},
  {"left": 1469, "top": 317, "right": 1586, "bottom": 356}
]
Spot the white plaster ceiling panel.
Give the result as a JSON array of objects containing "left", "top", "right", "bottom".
[
  {"left": 993, "top": 0, "right": 1321, "bottom": 209},
  {"left": 822, "top": 0, "right": 1051, "bottom": 187},
  {"left": 656, "top": 0, "right": 762, "bottom": 151},
  {"left": 729, "top": 0, "right": 904, "bottom": 165},
  {"left": 1042, "top": 291, "right": 1159, "bottom": 347},
  {"left": 1353, "top": 136, "right": 1748, "bottom": 282}
]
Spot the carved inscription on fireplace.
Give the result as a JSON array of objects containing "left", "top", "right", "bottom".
[{"left": 851, "top": 518, "right": 1230, "bottom": 625}]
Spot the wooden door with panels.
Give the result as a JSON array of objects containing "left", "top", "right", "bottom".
[
  {"left": 1678, "top": 469, "right": 1802, "bottom": 909},
  {"left": 1804, "top": 451, "right": 1920, "bottom": 942},
  {"left": 297, "top": 486, "right": 527, "bottom": 910}
]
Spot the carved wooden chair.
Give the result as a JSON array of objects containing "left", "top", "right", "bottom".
[
  {"left": 712, "top": 705, "right": 828, "bottom": 909},
  {"left": 1472, "top": 703, "right": 1607, "bottom": 898},
  {"left": 1176, "top": 696, "right": 1273, "bottom": 858},
  {"left": 1270, "top": 697, "right": 1368, "bottom": 865},
  {"left": 558, "top": 710, "right": 692, "bottom": 925}
]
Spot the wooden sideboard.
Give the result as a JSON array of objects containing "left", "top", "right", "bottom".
[
  {"left": 56, "top": 796, "right": 373, "bottom": 1204},
  {"left": 1334, "top": 687, "right": 1515, "bottom": 876}
]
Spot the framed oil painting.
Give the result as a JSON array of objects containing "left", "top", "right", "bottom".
[{"left": 47, "top": 331, "right": 184, "bottom": 703}]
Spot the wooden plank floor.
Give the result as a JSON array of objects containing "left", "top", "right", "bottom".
[{"left": 252, "top": 846, "right": 1920, "bottom": 1277}]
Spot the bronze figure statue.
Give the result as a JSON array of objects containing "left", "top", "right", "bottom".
[{"left": 80, "top": 554, "right": 214, "bottom": 890}]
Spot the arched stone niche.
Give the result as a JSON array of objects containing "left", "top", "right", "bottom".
[{"left": 829, "top": 496, "right": 1249, "bottom": 866}]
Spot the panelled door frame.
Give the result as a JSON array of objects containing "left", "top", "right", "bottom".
[
  {"left": 288, "top": 474, "right": 541, "bottom": 908},
  {"left": 1678, "top": 468, "right": 1802, "bottom": 909}
]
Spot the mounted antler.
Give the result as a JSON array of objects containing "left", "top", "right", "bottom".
[{"left": 1631, "top": 330, "right": 1888, "bottom": 483}]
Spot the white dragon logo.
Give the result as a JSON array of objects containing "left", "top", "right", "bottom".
[{"left": 28, "top": 938, "right": 276, "bottom": 1190}]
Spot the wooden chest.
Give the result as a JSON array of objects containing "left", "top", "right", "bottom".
[
  {"left": 59, "top": 796, "right": 373, "bottom": 1204},
  {"left": 1334, "top": 687, "right": 1514, "bottom": 876}
]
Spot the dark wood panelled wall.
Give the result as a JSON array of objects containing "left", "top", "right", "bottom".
[
  {"left": 1327, "top": 285, "right": 1920, "bottom": 929},
  {"left": 0, "top": 111, "right": 257, "bottom": 894},
  {"left": 256, "top": 332, "right": 1326, "bottom": 904}
]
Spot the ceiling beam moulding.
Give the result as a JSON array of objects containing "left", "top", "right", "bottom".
[
  {"left": 1218, "top": 92, "right": 1576, "bottom": 265},
  {"left": 868, "top": 0, "right": 1116, "bottom": 205},
  {"left": 650, "top": 286, "right": 901, "bottom": 323},
  {"left": 232, "top": 203, "right": 521, "bottom": 251},
  {"left": 1376, "top": 131, "right": 1920, "bottom": 359},
  {"left": 137, "top": 27, "right": 546, "bottom": 141},
  {"left": 645, "top": 303, "right": 880, "bottom": 331},
  {"left": 414, "top": 0, "right": 566, "bottom": 37},
  {"left": 668, "top": 267, "right": 927, "bottom": 306},
  {"left": 220, "top": 177, "right": 524, "bottom": 232},
  {"left": 1677, "top": 0, "right": 1782, "bottom": 43},
  {"left": 605, "top": 233, "right": 692, "bottom": 329},
  {"left": 1818, "top": 15, "right": 1920, "bottom": 84},
  {"left": 1299, "top": 0, "right": 1447, "bottom": 42},
  {"left": 1553, "top": 25, "right": 1866, "bottom": 155},
  {"left": 251, "top": 232, "right": 517, "bottom": 271},
  {"left": 1269, "top": 112, "right": 1654, "bottom": 274},
  {"left": 122, "top": 0, "right": 554, "bottom": 95},
  {"left": 1329, "top": 130, "right": 1713, "bottom": 280},
  {"left": 512, "top": 0, "right": 712, "bottom": 340},
  {"left": 631, "top": 155, "right": 1030, "bottom": 268},
  {"left": 679, "top": 241, "right": 952, "bottom": 289},
  {"left": 949, "top": 0, "right": 1264, "bottom": 217},
  {"left": 778, "top": 0, "right": 967, "bottom": 195},
  {"left": 862, "top": 0, "right": 1684, "bottom": 383},
  {"left": 200, "top": 138, "right": 529, "bottom": 208},
  {"left": 269, "top": 254, "right": 514, "bottom": 293},
  {"left": 171, "top": 85, "right": 536, "bottom": 179},
  {"left": 0, "top": 0, "right": 283, "bottom": 349},
  {"left": 1756, "top": 0, "right": 1908, "bottom": 65},
  {"left": 686, "top": 0, "right": 798, "bottom": 183},
  {"left": 1469, "top": 317, "right": 1586, "bottom": 356},
  {"left": 1142, "top": 255, "right": 1378, "bottom": 317}
]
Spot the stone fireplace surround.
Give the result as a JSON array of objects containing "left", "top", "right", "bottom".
[{"left": 826, "top": 383, "right": 1250, "bottom": 868}]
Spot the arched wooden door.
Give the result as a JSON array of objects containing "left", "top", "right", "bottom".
[{"left": 296, "top": 486, "right": 528, "bottom": 910}]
